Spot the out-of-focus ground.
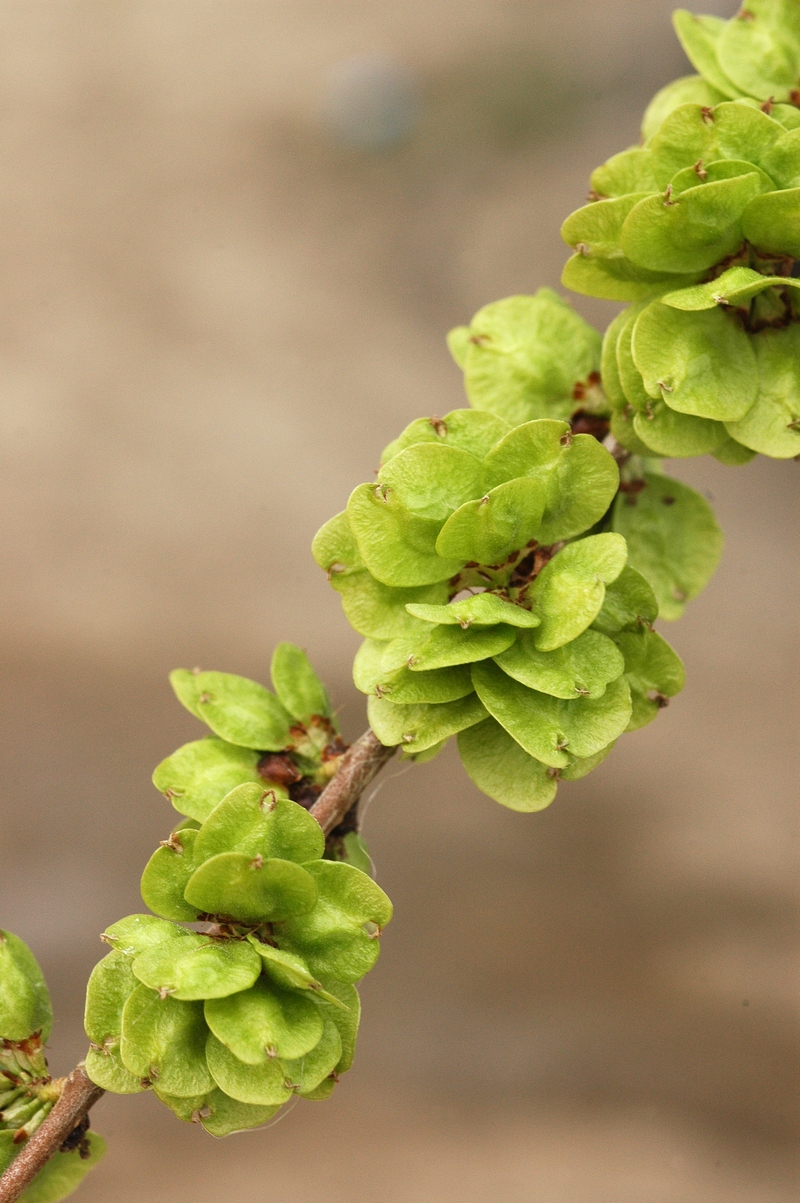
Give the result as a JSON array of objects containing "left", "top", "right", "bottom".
[{"left": 0, "top": 2, "right": 797, "bottom": 1200}]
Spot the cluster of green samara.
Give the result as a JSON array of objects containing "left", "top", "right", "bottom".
[
  {"left": 83, "top": 646, "right": 391, "bottom": 1135},
  {"left": 1, "top": 931, "right": 105, "bottom": 1198},
  {"left": 313, "top": 403, "right": 694, "bottom": 813},
  {"left": 561, "top": 1, "right": 800, "bottom": 462}
]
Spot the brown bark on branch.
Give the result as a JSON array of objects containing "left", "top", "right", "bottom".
[
  {"left": 310, "top": 728, "right": 396, "bottom": 834},
  {"left": 0, "top": 1066, "right": 104, "bottom": 1203}
]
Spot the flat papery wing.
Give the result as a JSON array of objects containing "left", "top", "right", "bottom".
[
  {"left": 590, "top": 147, "right": 659, "bottom": 198},
  {"left": 407, "top": 594, "right": 540, "bottom": 629},
  {"left": 528, "top": 533, "right": 628, "bottom": 651},
  {"left": 611, "top": 472, "right": 723, "bottom": 621},
  {"left": 434, "top": 476, "right": 545, "bottom": 564},
  {"left": 632, "top": 401, "right": 727, "bottom": 458},
  {"left": 200, "top": 1089, "right": 282, "bottom": 1137},
  {"left": 601, "top": 309, "right": 629, "bottom": 412},
  {"left": 669, "top": 157, "right": 775, "bottom": 196},
  {"left": 380, "top": 409, "right": 511, "bottom": 465},
  {"left": 616, "top": 304, "right": 655, "bottom": 413},
  {"left": 660, "top": 265, "right": 800, "bottom": 311},
  {"left": 561, "top": 252, "right": 699, "bottom": 303},
  {"left": 725, "top": 324, "right": 800, "bottom": 458},
  {"left": 404, "top": 623, "right": 518, "bottom": 671},
  {"left": 281, "top": 1017, "right": 342, "bottom": 1094},
  {"left": 311, "top": 509, "right": 364, "bottom": 579},
  {"left": 717, "top": 0, "right": 800, "bottom": 102},
  {"left": 561, "top": 194, "right": 654, "bottom": 260},
  {"left": 274, "top": 861, "right": 393, "bottom": 985},
  {"left": 559, "top": 742, "right": 616, "bottom": 781},
  {"left": 742, "top": 187, "right": 800, "bottom": 258},
  {"left": 15, "top": 1131, "right": 106, "bottom": 1203},
  {"left": 184, "top": 854, "right": 319, "bottom": 925},
  {"left": 314, "top": 978, "right": 360, "bottom": 1073},
  {"left": 334, "top": 571, "right": 450, "bottom": 640},
  {"left": 641, "top": 74, "right": 728, "bottom": 142},
  {"left": 140, "top": 827, "right": 203, "bottom": 922},
  {"left": 648, "top": 101, "right": 782, "bottom": 188},
  {"left": 193, "top": 672, "right": 293, "bottom": 752},
  {"left": 120, "top": 987, "right": 213, "bottom": 1096},
  {"left": 205, "top": 1033, "right": 293, "bottom": 1106},
  {"left": 192, "top": 783, "right": 324, "bottom": 865},
  {"left": 457, "top": 291, "right": 602, "bottom": 426},
  {"left": 591, "top": 565, "right": 658, "bottom": 634},
  {"left": 270, "top": 643, "right": 331, "bottom": 722},
  {"left": 204, "top": 977, "right": 324, "bottom": 1064},
  {"left": 616, "top": 628, "right": 686, "bottom": 731},
  {"left": 246, "top": 939, "right": 346, "bottom": 1007},
  {"left": 632, "top": 303, "right": 758, "bottom": 422},
  {"left": 0, "top": 931, "right": 53, "bottom": 1043},
  {"left": 494, "top": 628, "right": 625, "bottom": 700},
  {"left": 152, "top": 738, "right": 263, "bottom": 824},
  {"left": 610, "top": 407, "right": 659, "bottom": 457},
  {"left": 621, "top": 174, "right": 764, "bottom": 274},
  {"left": 84, "top": 951, "right": 146, "bottom": 1095},
  {"left": 712, "top": 436, "right": 757, "bottom": 465},
  {"left": 378, "top": 443, "right": 483, "bottom": 524},
  {"left": 131, "top": 931, "right": 261, "bottom": 1002},
  {"left": 537, "top": 435, "right": 620, "bottom": 545},
  {"left": 354, "top": 641, "right": 474, "bottom": 704},
  {"left": 367, "top": 692, "right": 487, "bottom": 755},
  {"left": 671, "top": 12, "right": 744, "bottom": 99},
  {"left": 471, "top": 660, "right": 632, "bottom": 769},
  {"left": 457, "top": 716, "right": 558, "bottom": 812},
  {"left": 346, "top": 482, "right": 463, "bottom": 587},
  {"left": 762, "top": 126, "right": 800, "bottom": 188},
  {"left": 101, "top": 914, "right": 186, "bottom": 958},
  {"left": 169, "top": 668, "right": 204, "bottom": 720}
]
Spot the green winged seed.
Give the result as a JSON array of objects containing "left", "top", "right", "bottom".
[
  {"left": 204, "top": 977, "right": 324, "bottom": 1064},
  {"left": 611, "top": 472, "right": 723, "bottom": 621},
  {"left": 367, "top": 691, "right": 487, "bottom": 755},
  {"left": 15, "top": 1132, "right": 106, "bottom": 1203},
  {"left": 353, "top": 642, "right": 474, "bottom": 703},
  {"left": 616, "top": 306, "right": 654, "bottom": 413},
  {"left": 275, "top": 861, "right": 393, "bottom": 985},
  {"left": 494, "top": 628, "right": 625, "bottom": 700},
  {"left": 84, "top": 950, "right": 139, "bottom": 1047},
  {"left": 717, "top": 0, "right": 800, "bottom": 104},
  {"left": 102, "top": 914, "right": 186, "bottom": 958},
  {"left": 482, "top": 421, "right": 619, "bottom": 543},
  {"left": 632, "top": 302, "right": 758, "bottom": 421},
  {"left": 192, "top": 783, "right": 324, "bottom": 866},
  {"left": 205, "top": 1033, "right": 293, "bottom": 1107},
  {"left": 404, "top": 623, "right": 518, "bottom": 671},
  {"left": 152, "top": 738, "right": 264, "bottom": 824},
  {"left": 434, "top": 476, "right": 546, "bottom": 564},
  {"left": 590, "top": 147, "right": 659, "bottom": 199},
  {"left": 601, "top": 309, "right": 629, "bottom": 411},
  {"left": 712, "top": 436, "right": 757, "bottom": 465},
  {"left": 456, "top": 291, "right": 602, "bottom": 426},
  {"left": 184, "top": 854, "right": 319, "bottom": 924},
  {"left": 169, "top": 669, "right": 204, "bottom": 720},
  {"left": 121, "top": 987, "right": 213, "bottom": 1095},
  {"left": 610, "top": 407, "right": 658, "bottom": 457},
  {"left": 245, "top": 938, "right": 347, "bottom": 1007},
  {"left": 559, "top": 742, "right": 616, "bottom": 780},
  {"left": 661, "top": 266, "right": 800, "bottom": 311},
  {"left": 725, "top": 323, "right": 800, "bottom": 458},
  {"left": 457, "top": 717, "right": 558, "bottom": 812},
  {"left": 446, "top": 325, "right": 470, "bottom": 369},
  {"left": 671, "top": 13, "right": 744, "bottom": 100},
  {"left": 270, "top": 643, "right": 330, "bottom": 722},
  {"left": 407, "top": 594, "right": 540, "bottom": 629},
  {"left": 379, "top": 442, "right": 483, "bottom": 524},
  {"left": 85, "top": 1046, "right": 145, "bottom": 1095},
  {"left": 632, "top": 400, "right": 727, "bottom": 458},
  {"left": 648, "top": 102, "right": 782, "bottom": 188},
  {"left": 561, "top": 252, "right": 699, "bottom": 303},
  {"left": 742, "top": 187, "right": 800, "bottom": 258},
  {"left": 131, "top": 932, "right": 262, "bottom": 1002},
  {"left": 761, "top": 127, "right": 800, "bottom": 188},
  {"left": 314, "top": 978, "right": 360, "bottom": 1072},
  {"left": 380, "top": 409, "right": 511, "bottom": 465},
  {"left": 140, "top": 828, "right": 202, "bottom": 922},
  {"left": 281, "top": 1017, "right": 342, "bottom": 1094},
  {"left": 561, "top": 194, "right": 655, "bottom": 260},
  {"left": 641, "top": 74, "right": 729, "bottom": 142},
  {"left": 193, "top": 672, "right": 293, "bottom": 752},
  {"left": 528, "top": 533, "right": 628, "bottom": 651},
  {"left": 346, "top": 482, "right": 463, "bottom": 588},
  {"left": 0, "top": 931, "right": 53, "bottom": 1043},
  {"left": 621, "top": 174, "right": 763, "bottom": 274},
  {"left": 311, "top": 509, "right": 364, "bottom": 579},
  {"left": 616, "top": 628, "right": 686, "bottom": 725},
  {"left": 200, "top": 1089, "right": 281, "bottom": 1137},
  {"left": 472, "top": 660, "right": 632, "bottom": 769},
  {"left": 668, "top": 158, "right": 775, "bottom": 196},
  {"left": 334, "top": 572, "right": 451, "bottom": 641}
]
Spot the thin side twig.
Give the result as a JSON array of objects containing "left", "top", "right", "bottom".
[
  {"left": 310, "top": 728, "right": 396, "bottom": 834},
  {"left": 0, "top": 1066, "right": 104, "bottom": 1203}
]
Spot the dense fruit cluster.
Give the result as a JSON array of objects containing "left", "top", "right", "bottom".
[
  {"left": 84, "top": 646, "right": 391, "bottom": 1135},
  {"left": 561, "top": 4, "right": 800, "bottom": 461},
  {"left": 314, "top": 406, "right": 693, "bottom": 811},
  {"left": 0, "top": 931, "right": 104, "bottom": 1197}
]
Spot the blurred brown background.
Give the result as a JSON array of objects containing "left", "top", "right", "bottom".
[{"left": 0, "top": 1, "right": 798, "bottom": 1199}]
